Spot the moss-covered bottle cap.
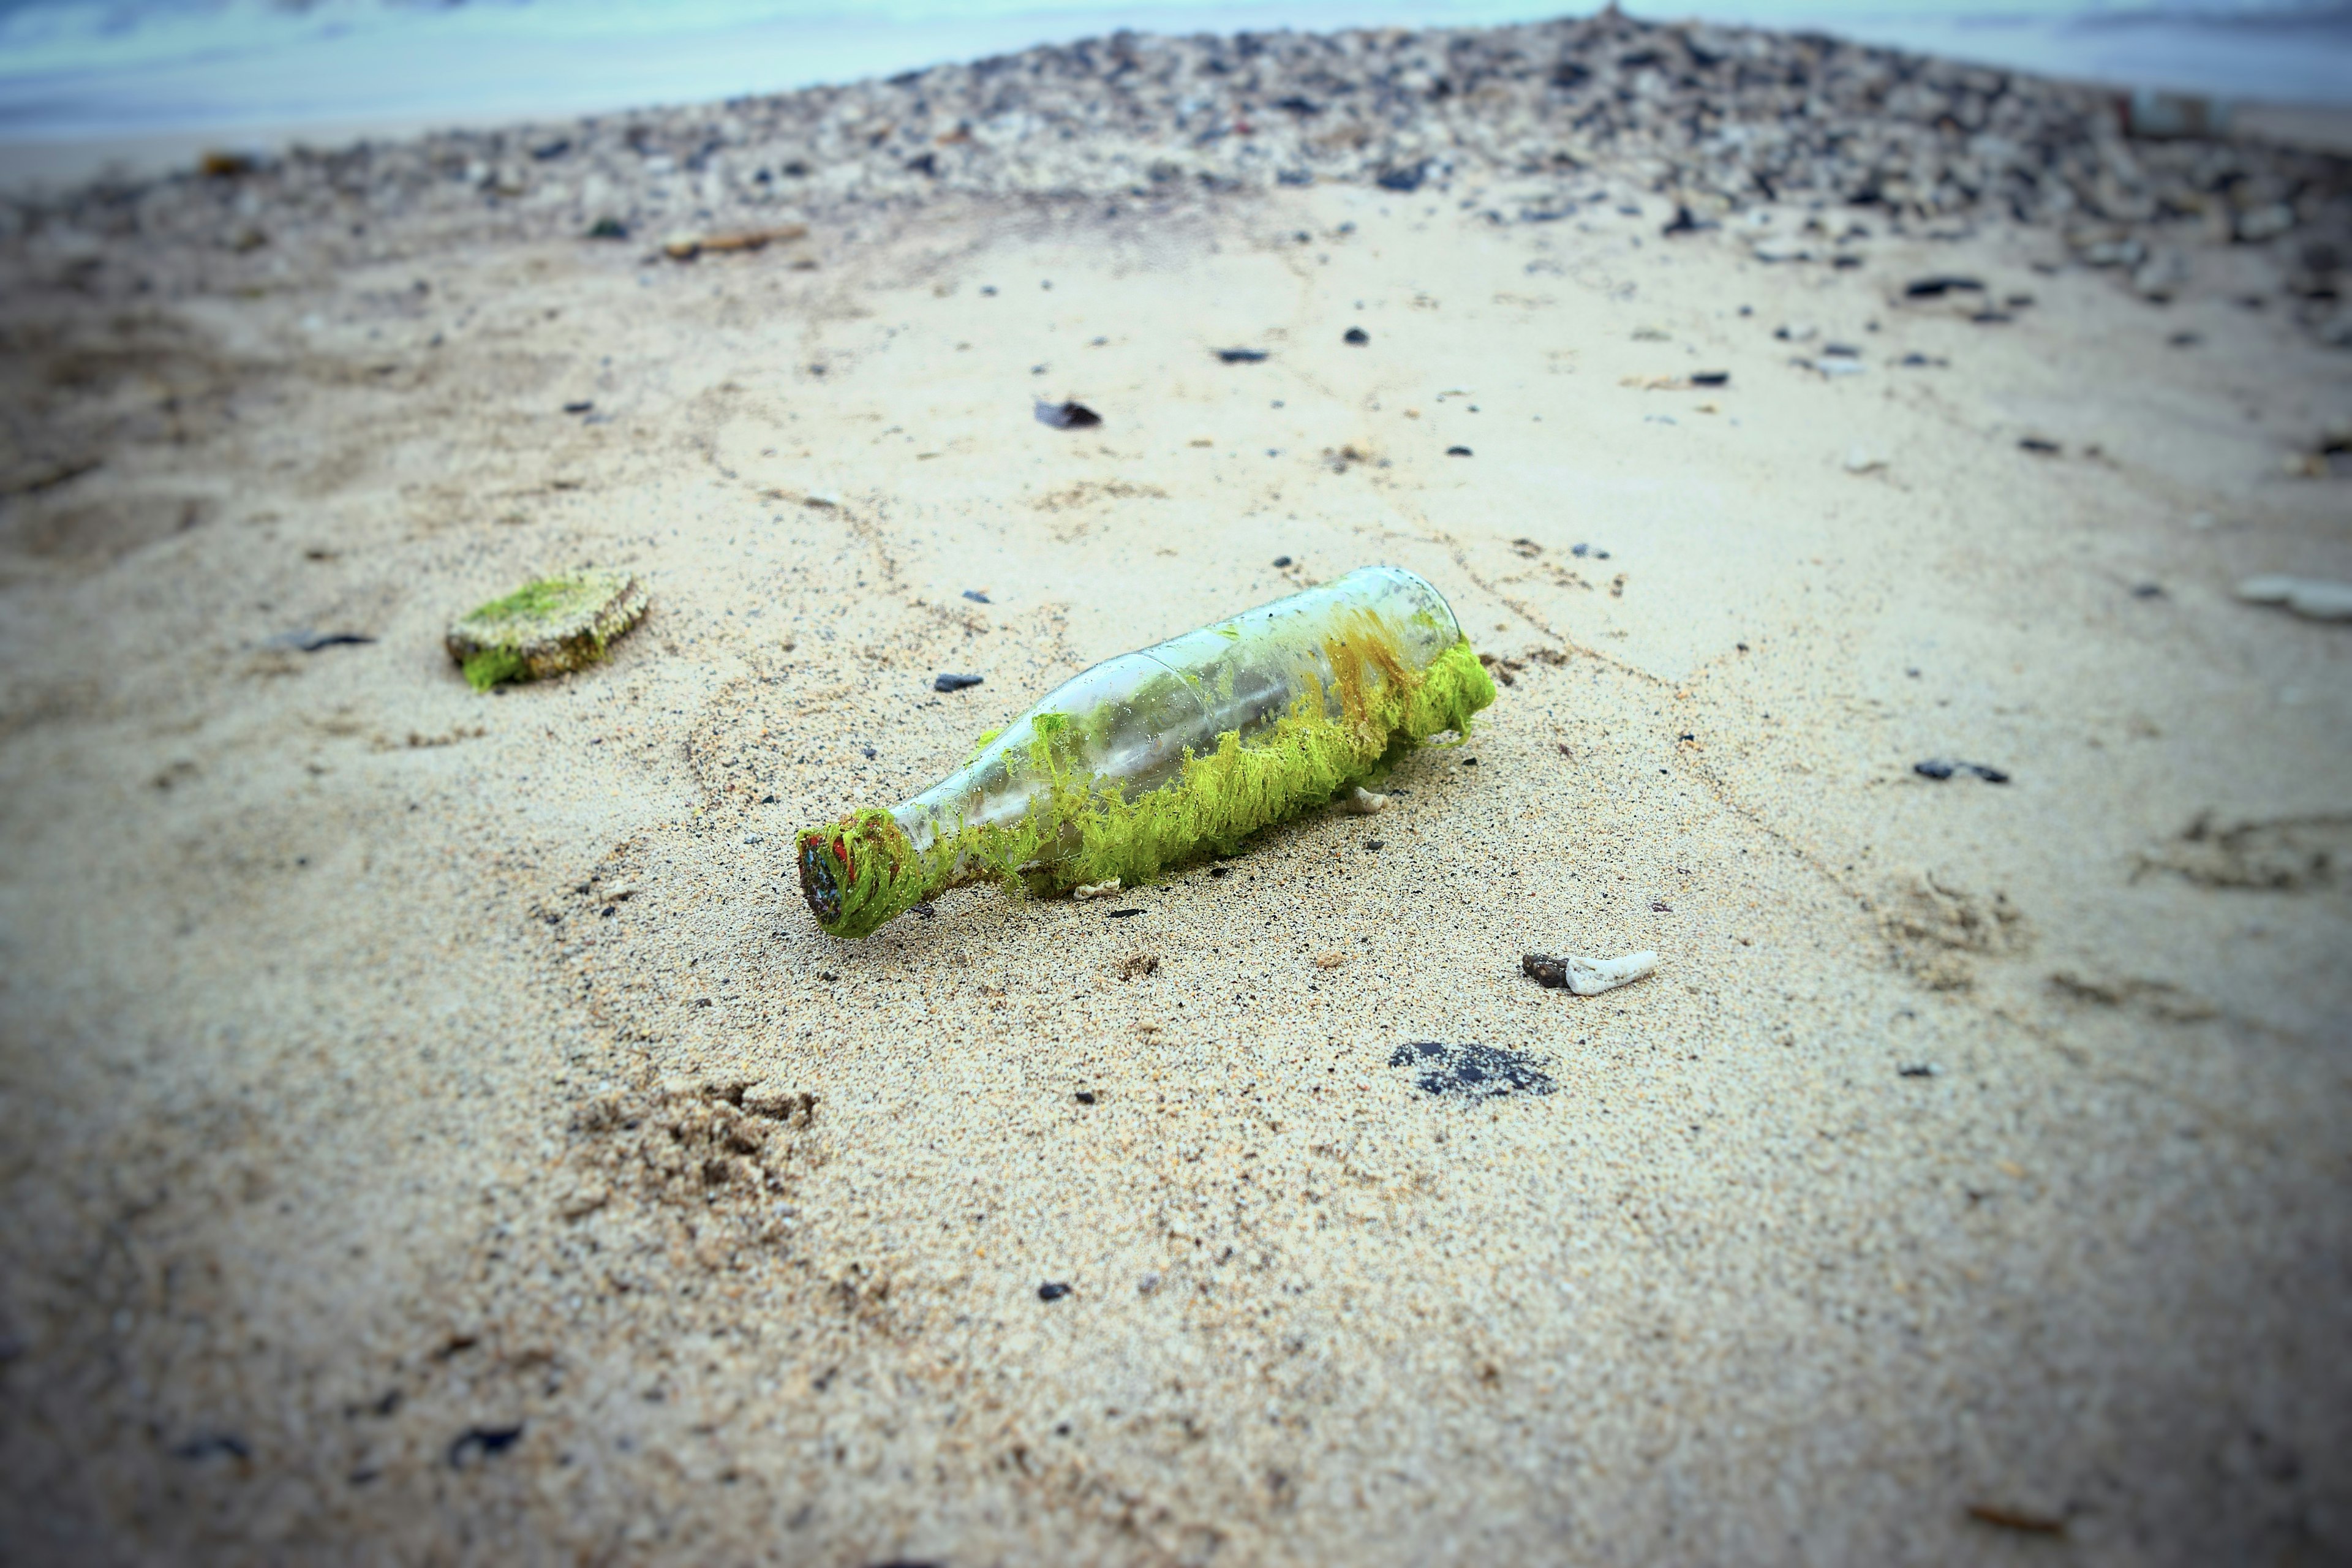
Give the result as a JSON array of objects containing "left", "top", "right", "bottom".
[{"left": 445, "top": 570, "right": 647, "bottom": 691}]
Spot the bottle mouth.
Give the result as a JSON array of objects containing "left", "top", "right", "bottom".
[{"left": 798, "top": 835, "right": 845, "bottom": 925}]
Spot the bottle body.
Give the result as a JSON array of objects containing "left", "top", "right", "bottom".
[{"left": 797, "top": 565, "right": 1494, "bottom": 937}]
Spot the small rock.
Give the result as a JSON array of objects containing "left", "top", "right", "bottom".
[
  {"left": 1914, "top": 759, "right": 2011, "bottom": 783},
  {"left": 2018, "top": 437, "right": 2061, "bottom": 454},
  {"left": 1447, "top": 445, "right": 1473, "bottom": 456},
  {"left": 1215, "top": 347, "right": 1269, "bottom": 364},
  {"left": 1341, "top": 785, "right": 1390, "bottom": 815},
  {"left": 266, "top": 629, "right": 376, "bottom": 653},
  {"left": 1904, "top": 276, "right": 1984, "bottom": 298},
  {"left": 1344, "top": 326, "right": 1370, "bottom": 344},
  {"left": 1038, "top": 1282, "right": 1071, "bottom": 1302},
  {"left": 1272, "top": 555, "right": 1293, "bottom": 567},
  {"left": 1691, "top": 370, "right": 1729, "bottom": 386},
  {"left": 1074, "top": 878, "right": 1123, "bottom": 899},
  {"left": 447, "top": 1425, "right": 524, "bottom": 1469},
  {"left": 1035, "top": 399, "right": 1101, "bottom": 429},
  {"left": 2236, "top": 575, "right": 2352, "bottom": 621},
  {"left": 1521, "top": 950, "right": 1657, "bottom": 995},
  {"left": 933, "top": 673, "right": 984, "bottom": 692},
  {"left": 962, "top": 589, "right": 990, "bottom": 603}
]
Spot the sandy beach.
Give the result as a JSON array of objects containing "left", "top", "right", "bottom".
[{"left": 2, "top": 14, "right": 2349, "bottom": 1563}]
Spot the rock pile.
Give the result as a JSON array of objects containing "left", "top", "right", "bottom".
[{"left": 3, "top": 12, "right": 2345, "bottom": 337}]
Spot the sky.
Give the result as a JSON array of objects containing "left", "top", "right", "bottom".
[{"left": 1, "top": 0, "right": 2346, "bottom": 146}]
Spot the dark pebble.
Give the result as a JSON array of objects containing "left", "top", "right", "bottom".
[
  {"left": 933, "top": 673, "right": 984, "bottom": 692},
  {"left": 562, "top": 399, "right": 594, "bottom": 413},
  {"left": 1376, "top": 163, "right": 1427, "bottom": 193},
  {"left": 447, "top": 1425, "right": 524, "bottom": 1468},
  {"left": 1914, "top": 759, "right": 1956, "bottom": 780},
  {"left": 1905, "top": 276, "right": 1985, "bottom": 298},
  {"left": 586, "top": 217, "right": 629, "bottom": 240},
  {"left": 1034, "top": 399, "right": 1101, "bottom": 429},
  {"left": 1691, "top": 370, "right": 1730, "bottom": 386},
  {"left": 530, "top": 138, "right": 570, "bottom": 161},
  {"left": 1899, "top": 1064, "right": 1938, "bottom": 1077},
  {"left": 1447, "top": 445, "right": 1472, "bottom": 456},
  {"left": 2132, "top": 583, "right": 2165, "bottom": 598},
  {"left": 1462, "top": 756, "right": 1478, "bottom": 766},
  {"left": 1209, "top": 865, "right": 1230, "bottom": 878},
  {"left": 266, "top": 628, "right": 375, "bottom": 652},
  {"left": 1215, "top": 347, "right": 1269, "bottom": 364},
  {"left": 1344, "top": 326, "right": 1370, "bottom": 344},
  {"left": 2018, "top": 437, "right": 2061, "bottom": 454},
  {"left": 1272, "top": 555, "right": 1292, "bottom": 567},
  {"left": 1660, "top": 204, "right": 1715, "bottom": 236},
  {"left": 1038, "top": 1282, "right": 1071, "bottom": 1302},
  {"left": 962, "top": 589, "right": 990, "bottom": 603},
  {"left": 1651, "top": 900, "right": 1672, "bottom": 912},
  {"left": 173, "top": 1433, "right": 251, "bottom": 1461},
  {"left": 1365, "top": 839, "right": 1384, "bottom": 851},
  {"left": 1074, "top": 1090, "right": 1096, "bottom": 1104}
]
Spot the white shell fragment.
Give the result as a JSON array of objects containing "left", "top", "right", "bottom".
[
  {"left": 1522, "top": 949, "right": 1659, "bottom": 995},
  {"left": 1074, "top": 878, "right": 1123, "bottom": 899},
  {"left": 2236, "top": 575, "right": 2352, "bottom": 622},
  {"left": 1341, "top": 785, "right": 1392, "bottom": 815}
]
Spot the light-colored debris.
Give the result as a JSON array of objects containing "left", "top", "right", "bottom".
[
  {"left": 663, "top": 224, "right": 809, "bottom": 260},
  {"left": 1521, "top": 949, "right": 1659, "bottom": 995},
  {"left": 1844, "top": 445, "right": 1888, "bottom": 474},
  {"left": 2236, "top": 575, "right": 2352, "bottom": 622},
  {"left": 1341, "top": 785, "right": 1391, "bottom": 815},
  {"left": 1074, "top": 877, "right": 1123, "bottom": 899}
]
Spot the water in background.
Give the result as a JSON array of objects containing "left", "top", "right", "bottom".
[{"left": 1, "top": 0, "right": 2347, "bottom": 149}]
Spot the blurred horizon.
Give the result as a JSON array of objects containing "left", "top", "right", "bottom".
[{"left": 1, "top": 0, "right": 2348, "bottom": 164}]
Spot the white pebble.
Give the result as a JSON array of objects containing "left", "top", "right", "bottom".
[
  {"left": 1341, "top": 785, "right": 1390, "bottom": 815},
  {"left": 1564, "top": 951, "right": 1658, "bottom": 995},
  {"left": 1074, "top": 877, "right": 1123, "bottom": 899},
  {"left": 2237, "top": 575, "right": 2352, "bottom": 621}
]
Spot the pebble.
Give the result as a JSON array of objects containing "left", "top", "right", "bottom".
[
  {"left": 932, "top": 673, "right": 984, "bottom": 692},
  {"left": 1034, "top": 400, "right": 1101, "bottom": 430},
  {"left": 2236, "top": 575, "right": 2352, "bottom": 621},
  {"left": 1913, "top": 759, "right": 2010, "bottom": 783},
  {"left": 1215, "top": 348, "right": 1269, "bottom": 364},
  {"left": 1521, "top": 950, "right": 1659, "bottom": 995},
  {"left": 1036, "top": 1282, "right": 1071, "bottom": 1302},
  {"left": 1904, "top": 276, "right": 1985, "bottom": 298},
  {"left": 1344, "top": 326, "right": 1370, "bottom": 344}
]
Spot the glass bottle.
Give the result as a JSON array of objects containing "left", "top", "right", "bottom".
[{"left": 796, "top": 564, "right": 1495, "bottom": 937}]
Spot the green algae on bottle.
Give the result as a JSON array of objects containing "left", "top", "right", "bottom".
[{"left": 795, "top": 565, "right": 1497, "bottom": 938}]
